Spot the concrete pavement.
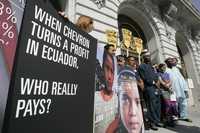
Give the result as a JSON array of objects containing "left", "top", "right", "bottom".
[{"left": 145, "top": 106, "right": 200, "bottom": 133}]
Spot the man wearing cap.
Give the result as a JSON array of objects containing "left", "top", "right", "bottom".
[{"left": 165, "top": 57, "right": 192, "bottom": 122}]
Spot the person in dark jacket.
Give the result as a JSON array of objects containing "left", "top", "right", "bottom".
[{"left": 138, "top": 55, "right": 163, "bottom": 130}]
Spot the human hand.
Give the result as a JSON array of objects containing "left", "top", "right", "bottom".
[
  {"left": 58, "top": 11, "right": 68, "bottom": 20},
  {"left": 106, "top": 115, "right": 120, "bottom": 133}
]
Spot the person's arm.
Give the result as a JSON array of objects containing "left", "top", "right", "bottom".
[
  {"left": 164, "top": 73, "right": 172, "bottom": 89},
  {"left": 135, "top": 71, "right": 144, "bottom": 91},
  {"left": 155, "top": 79, "right": 160, "bottom": 89},
  {"left": 58, "top": 11, "right": 69, "bottom": 21},
  {"left": 137, "top": 79, "right": 144, "bottom": 91},
  {"left": 159, "top": 77, "right": 166, "bottom": 87},
  {"left": 105, "top": 115, "right": 120, "bottom": 133},
  {"left": 158, "top": 76, "right": 170, "bottom": 90},
  {"left": 165, "top": 80, "right": 172, "bottom": 88}
]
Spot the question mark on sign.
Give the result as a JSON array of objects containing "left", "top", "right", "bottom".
[{"left": 46, "top": 99, "right": 51, "bottom": 113}]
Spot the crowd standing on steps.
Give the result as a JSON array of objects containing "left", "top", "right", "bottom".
[{"left": 58, "top": 12, "right": 192, "bottom": 132}]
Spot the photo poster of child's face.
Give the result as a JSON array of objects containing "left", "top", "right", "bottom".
[
  {"left": 94, "top": 44, "right": 144, "bottom": 133},
  {"left": 117, "top": 69, "right": 144, "bottom": 133}
]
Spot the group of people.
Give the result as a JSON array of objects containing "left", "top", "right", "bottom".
[
  {"left": 95, "top": 43, "right": 192, "bottom": 132},
  {"left": 59, "top": 13, "right": 192, "bottom": 132},
  {"left": 116, "top": 53, "right": 192, "bottom": 131}
]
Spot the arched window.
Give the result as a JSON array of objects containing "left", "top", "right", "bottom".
[{"left": 118, "top": 15, "right": 147, "bottom": 57}]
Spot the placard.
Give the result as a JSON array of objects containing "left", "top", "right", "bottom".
[{"left": 2, "top": 0, "right": 97, "bottom": 133}]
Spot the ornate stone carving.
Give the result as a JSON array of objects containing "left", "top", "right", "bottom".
[
  {"left": 162, "top": 2, "right": 178, "bottom": 22},
  {"left": 193, "top": 30, "right": 200, "bottom": 42},
  {"left": 191, "top": 30, "right": 200, "bottom": 53},
  {"left": 90, "top": 0, "right": 105, "bottom": 9},
  {"left": 106, "top": 30, "right": 118, "bottom": 48}
]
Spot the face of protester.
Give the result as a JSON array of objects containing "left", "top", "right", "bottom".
[
  {"left": 167, "top": 58, "right": 175, "bottom": 67},
  {"left": 128, "top": 57, "right": 136, "bottom": 69},
  {"left": 143, "top": 56, "right": 151, "bottom": 64},
  {"left": 165, "top": 58, "right": 173, "bottom": 68},
  {"left": 103, "top": 54, "right": 114, "bottom": 92},
  {"left": 172, "top": 58, "right": 178, "bottom": 66},
  {"left": 161, "top": 65, "right": 166, "bottom": 73},
  {"left": 118, "top": 57, "right": 126, "bottom": 66},
  {"left": 119, "top": 81, "right": 143, "bottom": 133},
  {"left": 107, "top": 46, "right": 116, "bottom": 55}
]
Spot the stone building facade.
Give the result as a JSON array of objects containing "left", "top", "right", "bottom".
[{"left": 60, "top": 0, "right": 200, "bottom": 106}]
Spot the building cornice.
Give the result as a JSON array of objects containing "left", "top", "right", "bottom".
[{"left": 180, "top": 0, "right": 200, "bottom": 22}]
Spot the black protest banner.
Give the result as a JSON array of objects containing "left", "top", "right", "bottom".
[{"left": 2, "top": 0, "right": 97, "bottom": 133}]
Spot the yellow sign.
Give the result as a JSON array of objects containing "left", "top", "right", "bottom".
[
  {"left": 106, "top": 30, "right": 117, "bottom": 48},
  {"left": 133, "top": 37, "right": 143, "bottom": 54},
  {"left": 122, "top": 28, "right": 132, "bottom": 48}
]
